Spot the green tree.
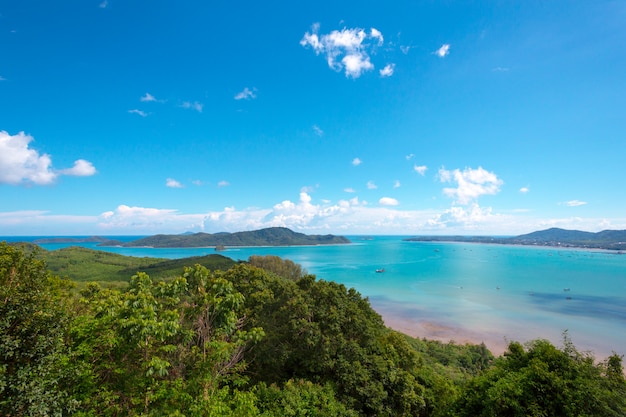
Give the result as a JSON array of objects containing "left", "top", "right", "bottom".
[{"left": 0, "top": 242, "right": 79, "bottom": 415}]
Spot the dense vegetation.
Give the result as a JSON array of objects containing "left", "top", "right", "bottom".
[
  {"left": 2, "top": 241, "right": 625, "bottom": 416},
  {"left": 404, "top": 227, "right": 626, "bottom": 250},
  {"left": 106, "top": 227, "right": 351, "bottom": 248}
]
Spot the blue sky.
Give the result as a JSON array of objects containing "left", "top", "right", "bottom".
[{"left": 1, "top": 1, "right": 625, "bottom": 236}]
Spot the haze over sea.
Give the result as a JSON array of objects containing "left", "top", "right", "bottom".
[{"left": 7, "top": 235, "right": 626, "bottom": 359}]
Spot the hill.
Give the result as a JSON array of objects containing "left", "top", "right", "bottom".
[
  {"left": 31, "top": 245, "right": 236, "bottom": 286},
  {"left": 106, "top": 227, "right": 351, "bottom": 248},
  {"left": 404, "top": 227, "right": 626, "bottom": 250}
]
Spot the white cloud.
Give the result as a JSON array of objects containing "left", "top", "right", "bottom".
[
  {"left": 0, "top": 76, "right": 6, "bottom": 81},
  {"left": 435, "top": 43, "right": 450, "bottom": 58},
  {"left": 99, "top": 0, "right": 108, "bottom": 8},
  {"left": 520, "top": 186, "right": 530, "bottom": 193},
  {"left": 0, "top": 131, "right": 96, "bottom": 185},
  {"left": 379, "top": 63, "right": 395, "bottom": 77},
  {"left": 414, "top": 165, "right": 428, "bottom": 175},
  {"left": 181, "top": 101, "right": 203, "bottom": 112},
  {"left": 300, "top": 24, "right": 386, "bottom": 78},
  {"left": 438, "top": 166, "right": 503, "bottom": 205},
  {"left": 192, "top": 180, "right": 203, "bottom": 186},
  {"left": 166, "top": 178, "right": 184, "bottom": 188},
  {"left": 379, "top": 197, "right": 399, "bottom": 206},
  {"left": 405, "top": 153, "right": 414, "bottom": 160},
  {"left": 563, "top": 200, "right": 587, "bottom": 207},
  {"left": 400, "top": 45, "right": 411, "bottom": 55},
  {"left": 344, "top": 187, "right": 356, "bottom": 193},
  {"left": 428, "top": 203, "right": 499, "bottom": 229},
  {"left": 140, "top": 93, "right": 157, "bottom": 102},
  {"left": 312, "top": 125, "right": 324, "bottom": 136},
  {"left": 367, "top": 181, "right": 377, "bottom": 189},
  {"left": 492, "top": 67, "right": 510, "bottom": 72},
  {"left": 217, "top": 180, "right": 230, "bottom": 187},
  {"left": 393, "top": 180, "right": 401, "bottom": 188},
  {"left": 60, "top": 159, "right": 97, "bottom": 177},
  {"left": 352, "top": 157, "right": 362, "bottom": 166},
  {"left": 128, "top": 109, "right": 148, "bottom": 117},
  {"left": 234, "top": 87, "right": 257, "bottom": 100},
  {"left": 370, "top": 28, "right": 384, "bottom": 45}
]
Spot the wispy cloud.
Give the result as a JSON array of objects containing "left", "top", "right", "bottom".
[
  {"left": 0, "top": 131, "right": 96, "bottom": 185},
  {"left": 492, "top": 67, "right": 510, "bottom": 72},
  {"left": 414, "top": 165, "right": 427, "bottom": 175},
  {"left": 312, "top": 125, "right": 324, "bottom": 136},
  {"left": 367, "top": 181, "right": 377, "bottom": 190},
  {"left": 181, "top": 101, "right": 203, "bottom": 112},
  {"left": 344, "top": 187, "right": 356, "bottom": 193},
  {"left": 128, "top": 109, "right": 148, "bottom": 117},
  {"left": 140, "top": 92, "right": 159, "bottom": 102},
  {"left": 234, "top": 87, "right": 257, "bottom": 100},
  {"left": 379, "top": 63, "right": 395, "bottom": 77},
  {"left": 563, "top": 200, "right": 587, "bottom": 207},
  {"left": 405, "top": 153, "right": 414, "bottom": 160},
  {"left": 434, "top": 43, "right": 450, "bottom": 58},
  {"left": 300, "top": 24, "right": 386, "bottom": 78},
  {"left": 393, "top": 180, "right": 401, "bottom": 188},
  {"left": 166, "top": 178, "right": 184, "bottom": 188},
  {"left": 438, "top": 166, "right": 503, "bottom": 205},
  {"left": 0, "top": 76, "right": 6, "bottom": 81},
  {"left": 99, "top": 0, "right": 108, "bottom": 8},
  {"left": 520, "top": 186, "right": 530, "bottom": 193},
  {"left": 352, "top": 157, "right": 362, "bottom": 166},
  {"left": 217, "top": 180, "right": 230, "bottom": 187}
]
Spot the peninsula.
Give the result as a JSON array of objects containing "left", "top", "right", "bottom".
[
  {"left": 404, "top": 227, "right": 626, "bottom": 251},
  {"left": 101, "top": 227, "right": 351, "bottom": 248}
]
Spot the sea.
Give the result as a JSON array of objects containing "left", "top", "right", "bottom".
[{"left": 4, "top": 235, "right": 626, "bottom": 359}]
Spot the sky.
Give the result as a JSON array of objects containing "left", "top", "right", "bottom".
[{"left": 1, "top": 1, "right": 625, "bottom": 236}]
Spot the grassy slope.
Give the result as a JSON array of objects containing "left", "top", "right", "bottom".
[{"left": 38, "top": 246, "right": 236, "bottom": 286}]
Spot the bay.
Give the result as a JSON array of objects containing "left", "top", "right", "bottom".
[{"left": 6, "top": 235, "right": 626, "bottom": 358}]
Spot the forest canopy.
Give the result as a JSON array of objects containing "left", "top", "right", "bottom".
[{"left": 1, "top": 241, "right": 625, "bottom": 416}]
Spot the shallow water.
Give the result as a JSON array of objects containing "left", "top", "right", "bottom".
[{"left": 7, "top": 235, "right": 626, "bottom": 358}]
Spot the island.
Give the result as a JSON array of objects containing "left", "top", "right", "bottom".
[
  {"left": 100, "top": 227, "right": 351, "bottom": 248},
  {"left": 403, "top": 227, "right": 626, "bottom": 251}
]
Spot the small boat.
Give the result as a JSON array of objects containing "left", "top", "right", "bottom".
[{"left": 375, "top": 268, "right": 385, "bottom": 273}]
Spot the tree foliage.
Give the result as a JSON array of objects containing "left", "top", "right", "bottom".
[{"left": 1, "top": 242, "right": 625, "bottom": 416}]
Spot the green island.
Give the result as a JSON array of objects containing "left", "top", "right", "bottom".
[
  {"left": 404, "top": 227, "right": 626, "bottom": 251},
  {"left": 2, "top": 241, "right": 625, "bottom": 416},
  {"left": 98, "top": 227, "right": 351, "bottom": 248}
]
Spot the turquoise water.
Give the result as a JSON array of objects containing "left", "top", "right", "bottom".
[{"left": 6, "top": 236, "right": 626, "bottom": 358}]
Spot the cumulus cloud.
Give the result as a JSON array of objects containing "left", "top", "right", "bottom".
[
  {"left": 128, "top": 109, "right": 148, "bottom": 117},
  {"left": 435, "top": 43, "right": 450, "bottom": 57},
  {"left": 379, "top": 197, "right": 399, "bottom": 206},
  {"left": 428, "top": 203, "right": 498, "bottom": 229},
  {"left": 60, "top": 159, "right": 97, "bottom": 177},
  {"left": 379, "top": 63, "right": 395, "bottom": 77},
  {"left": 166, "top": 178, "right": 184, "bottom": 188},
  {"left": 414, "top": 165, "right": 427, "bottom": 175},
  {"left": 352, "top": 157, "right": 362, "bottom": 166},
  {"left": 181, "top": 101, "right": 203, "bottom": 112},
  {"left": 234, "top": 87, "right": 257, "bottom": 100},
  {"left": 563, "top": 200, "right": 587, "bottom": 207},
  {"left": 0, "top": 131, "right": 96, "bottom": 185},
  {"left": 300, "top": 24, "right": 385, "bottom": 78},
  {"left": 367, "top": 181, "right": 377, "bottom": 190},
  {"left": 520, "top": 186, "right": 530, "bottom": 193},
  {"left": 438, "top": 166, "right": 503, "bottom": 205}
]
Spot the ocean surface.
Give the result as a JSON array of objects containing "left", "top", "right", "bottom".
[{"left": 5, "top": 235, "right": 626, "bottom": 359}]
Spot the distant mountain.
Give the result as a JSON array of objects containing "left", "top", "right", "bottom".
[
  {"left": 404, "top": 228, "right": 626, "bottom": 250},
  {"left": 107, "top": 227, "right": 351, "bottom": 248},
  {"left": 33, "top": 236, "right": 110, "bottom": 244}
]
